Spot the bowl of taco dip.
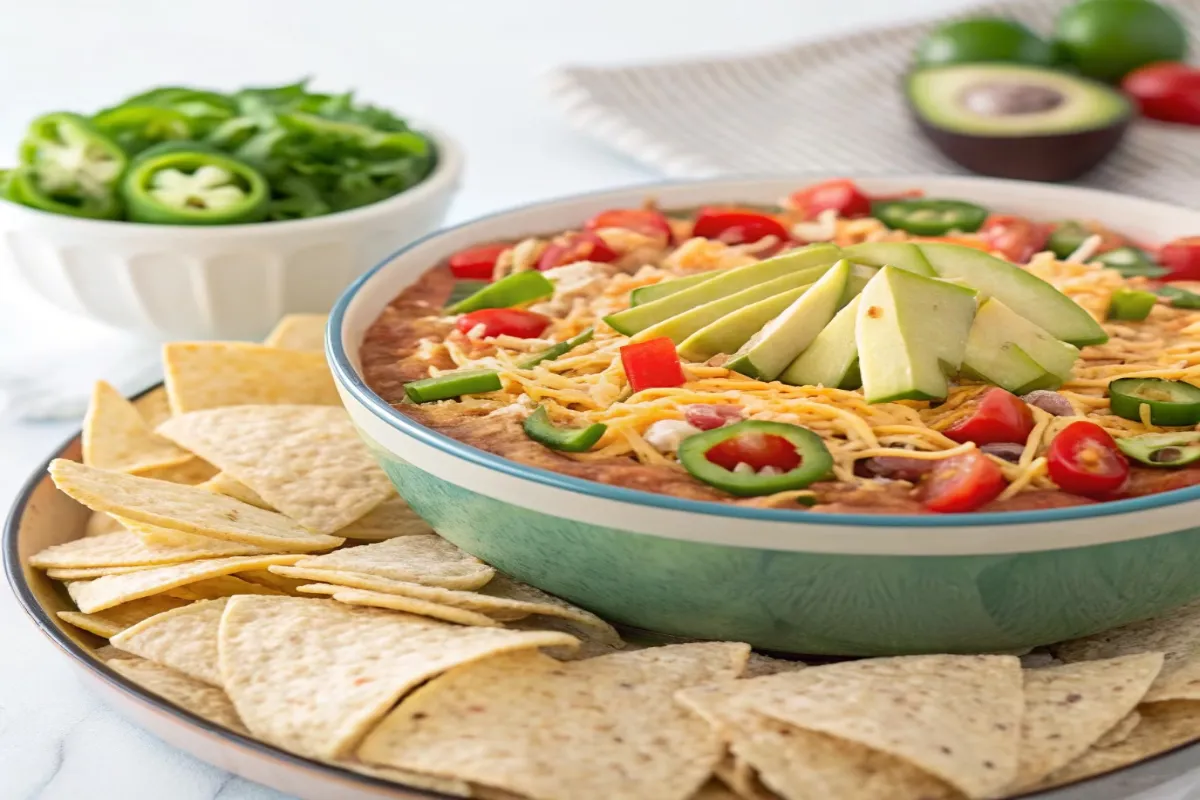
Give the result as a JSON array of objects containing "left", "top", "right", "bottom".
[{"left": 329, "top": 175, "right": 1200, "bottom": 656}]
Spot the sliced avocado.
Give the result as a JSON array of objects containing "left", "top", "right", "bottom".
[
  {"left": 677, "top": 283, "right": 813, "bottom": 362},
  {"left": 604, "top": 243, "right": 841, "bottom": 335},
  {"left": 960, "top": 297, "right": 1081, "bottom": 393},
  {"left": 843, "top": 263, "right": 878, "bottom": 305},
  {"left": 630, "top": 270, "right": 722, "bottom": 306},
  {"left": 726, "top": 261, "right": 852, "bottom": 382},
  {"left": 842, "top": 242, "right": 935, "bottom": 276},
  {"left": 906, "top": 63, "right": 1131, "bottom": 182},
  {"left": 633, "top": 267, "right": 830, "bottom": 346},
  {"left": 780, "top": 295, "right": 864, "bottom": 390},
  {"left": 917, "top": 242, "right": 1108, "bottom": 346},
  {"left": 856, "top": 267, "right": 978, "bottom": 404}
]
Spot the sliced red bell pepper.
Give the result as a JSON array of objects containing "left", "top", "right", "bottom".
[{"left": 620, "top": 337, "right": 686, "bottom": 394}]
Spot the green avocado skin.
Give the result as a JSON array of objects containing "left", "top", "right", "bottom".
[
  {"left": 1055, "top": 0, "right": 1188, "bottom": 83},
  {"left": 916, "top": 18, "right": 1057, "bottom": 67}
]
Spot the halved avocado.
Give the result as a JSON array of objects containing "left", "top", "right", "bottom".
[{"left": 906, "top": 63, "right": 1131, "bottom": 182}]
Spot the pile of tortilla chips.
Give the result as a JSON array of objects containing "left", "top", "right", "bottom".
[{"left": 28, "top": 314, "right": 1200, "bottom": 800}]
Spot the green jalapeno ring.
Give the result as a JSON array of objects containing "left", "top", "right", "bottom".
[
  {"left": 1093, "top": 246, "right": 1167, "bottom": 279},
  {"left": 523, "top": 406, "right": 608, "bottom": 452},
  {"left": 4, "top": 167, "right": 122, "bottom": 219},
  {"left": 1116, "top": 432, "right": 1200, "bottom": 468},
  {"left": 93, "top": 106, "right": 194, "bottom": 155},
  {"left": 677, "top": 420, "right": 834, "bottom": 497},
  {"left": 121, "top": 149, "right": 269, "bottom": 225},
  {"left": 1109, "top": 378, "right": 1200, "bottom": 427},
  {"left": 870, "top": 199, "right": 989, "bottom": 236},
  {"left": 19, "top": 112, "right": 128, "bottom": 203}
]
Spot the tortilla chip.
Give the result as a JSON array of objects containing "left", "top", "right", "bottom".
[
  {"left": 30, "top": 530, "right": 267, "bottom": 569},
  {"left": 1037, "top": 701, "right": 1200, "bottom": 789},
  {"left": 264, "top": 313, "right": 328, "bottom": 351},
  {"left": 136, "top": 457, "right": 219, "bottom": 485},
  {"left": 57, "top": 595, "right": 189, "bottom": 638},
  {"left": 132, "top": 386, "right": 172, "bottom": 429},
  {"left": 290, "top": 535, "right": 494, "bottom": 590},
  {"left": 691, "top": 780, "right": 745, "bottom": 800},
  {"left": 1009, "top": 654, "right": 1164, "bottom": 791},
  {"left": 200, "top": 472, "right": 273, "bottom": 509},
  {"left": 111, "top": 598, "right": 227, "bottom": 686},
  {"left": 167, "top": 575, "right": 285, "bottom": 601},
  {"left": 298, "top": 584, "right": 502, "bottom": 627},
  {"left": 238, "top": 569, "right": 309, "bottom": 594},
  {"left": 742, "top": 652, "right": 806, "bottom": 679},
  {"left": 82, "top": 381, "right": 193, "bottom": 475},
  {"left": 47, "top": 565, "right": 158, "bottom": 580},
  {"left": 1054, "top": 599, "right": 1200, "bottom": 703},
  {"left": 49, "top": 459, "right": 345, "bottom": 553},
  {"left": 163, "top": 342, "right": 339, "bottom": 413},
  {"left": 65, "top": 554, "right": 303, "bottom": 613},
  {"left": 677, "top": 674, "right": 958, "bottom": 800},
  {"left": 505, "top": 615, "right": 627, "bottom": 661},
  {"left": 357, "top": 643, "right": 748, "bottom": 800},
  {"left": 158, "top": 405, "right": 395, "bottom": 534},
  {"left": 108, "top": 657, "right": 247, "bottom": 734},
  {"left": 335, "top": 760, "right": 471, "bottom": 798},
  {"left": 338, "top": 496, "right": 434, "bottom": 540},
  {"left": 747, "top": 655, "right": 1023, "bottom": 799},
  {"left": 1095, "top": 711, "right": 1141, "bottom": 749},
  {"left": 712, "top": 755, "right": 775, "bottom": 800},
  {"left": 218, "top": 595, "right": 579, "bottom": 760},
  {"left": 93, "top": 644, "right": 136, "bottom": 662},
  {"left": 84, "top": 511, "right": 126, "bottom": 538}
]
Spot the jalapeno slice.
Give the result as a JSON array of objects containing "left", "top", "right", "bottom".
[
  {"left": 1116, "top": 432, "right": 1200, "bottom": 467},
  {"left": 677, "top": 420, "right": 833, "bottom": 497},
  {"left": 1046, "top": 221, "right": 1092, "bottom": 259},
  {"left": 93, "top": 105, "right": 194, "bottom": 155},
  {"left": 5, "top": 167, "right": 122, "bottom": 219},
  {"left": 871, "top": 199, "right": 988, "bottom": 236},
  {"left": 1109, "top": 378, "right": 1200, "bottom": 426},
  {"left": 1107, "top": 289, "right": 1157, "bottom": 321},
  {"left": 16, "top": 112, "right": 127, "bottom": 217},
  {"left": 1094, "top": 246, "right": 1166, "bottom": 278},
  {"left": 522, "top": 406, "right": 607, "bottom": 452},
  {"left": 447, "top": 271, "right": 554, "bottom": 314},
  {"left": 403, "top": 369, "right": 502, "bottom": 404},
  {"left": 1158, "top": 285, "right": 1200, "bottom": 310},
  {"left": 518, "top": 328, "right": 595, "bottom": 370},
  {"left": 121, "top": 148, "right": 269, "bottom": 225}
]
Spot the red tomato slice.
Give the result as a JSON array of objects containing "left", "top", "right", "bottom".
[
  {"left": 585, "top": 209, "right": 672, "bottom": 243},
  {"left": 1123, "top": 62, "right": 1200, "bottom": 126},
  {"left": 620, "top": 337, "right": 686, "bottom": 394},
  {"left": 1047, "top": 421, "right": 1130, "bottom": 498},
  {"left": 537, "top": 231, "right": 619, "bottom": 271},
  {"left": 920, "top": 451, "right": 1007, "bottom": 513},
  {"left": 943, "top": 388, "right": 1035, "bottom": 446},
  {"left": 787, "top": 179, "right": 872, "bottom": 221},
  {"left": 684, "top": 404, "right": 744, "bottom": 431},
  {"left": 692, "top": 207, "right": 790, "bottom": 245},
  {"left": 705, "top": 432, "right": 802, "bottom": 473},
  {"left": 1160, "top": 236, "right": 1200, "bottom": 281},
  {"left": 448, "top": 243, "right": 508, "bottom": 281},
  {"left": 456, "top": 308, "right": 551, "bottom": 339},
  {"left": 978, "top": 215, "right": 1049, "bottom": 264}
]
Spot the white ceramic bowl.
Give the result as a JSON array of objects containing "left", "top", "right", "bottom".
[{"left": 0, "top": 128, "right": 463, "bottom": 340}]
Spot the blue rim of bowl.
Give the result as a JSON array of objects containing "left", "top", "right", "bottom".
[{"left": 328, "top": 175, "right": 1200, "bottom": 530}]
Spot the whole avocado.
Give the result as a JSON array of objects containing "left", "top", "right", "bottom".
[
  {"left": 917, "top": 18, "right": 1058, "bottom": 67},
  {"left": 1056, "top": 0, "right": 1189, "bottom": 82}
]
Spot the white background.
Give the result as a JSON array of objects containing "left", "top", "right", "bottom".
[{"left": 0, "top": 1, "right": 1195, "bottom": 798}]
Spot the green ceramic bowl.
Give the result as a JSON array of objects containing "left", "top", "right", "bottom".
[{"left": 329, "top": 175, "right": 1200, "bottom": 656}]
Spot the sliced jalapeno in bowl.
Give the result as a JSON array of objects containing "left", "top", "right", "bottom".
[
  {"left": 1109, "top": 378, "right": 1200, "bottom": 426},
  {"left": 5, "top": 167, "right": 122, "bottom": 219},
  {"left": 121, "top": 148, "right": 269, "bottom": 225},
  {"left": 1116, "top": 432, "right": 1200, "bottom": 467},
  {"left": 15, "top": 112, "right": 127, "bottom": 218},
  {"left": 93, "top": 106, "right": 194, "bottom": 155},
  {"left": 871, "top": 198, "right": 988, "bottom": 236}
]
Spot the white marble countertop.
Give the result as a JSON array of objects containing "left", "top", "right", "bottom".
[{"left": 2, "top": 1, "right": 1198, "bottom": 797}]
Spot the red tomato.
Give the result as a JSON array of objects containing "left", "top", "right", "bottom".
[
  {"left": 787, "top": 179, "right": 872, "bottom": 221},
  {"left": 1047, "top": 421, "right": 1130, "bottom": 498},
  {"left": 620, "top": 337, "right": 686, "bottom": 394},
  {"left": 920, "top": 451, "right": 1007, "bottom": 513},
  {"left": 1122, "top": 62, "right": 1200, "bottom": 126},
  {"left": 537, "top": 232, "right": 619, "bottom": 271},
  {"left": 684, "top": 404, "right": 744, "bottom": 431},
  {"left": 978, "top": 215, "right": 1049, "bottom": 263},
  {"left": 943, "top": 388, "right": 1036, "bottom": 446},
  {"left": 448, "top": 243, "right": 508, "bottom": 281},
  {"left": 1160, "top": 237, "right": 1200, "bottom": 281},
  {"left": 705, "top": 432, "right": 802, "bottom": 473},
  {"left": 585, "top": 209, "right": 672, "bottom": 243},
  {"left": 692, "top": 207, "right": 790, "bottom": 245},
  {"left": 456, "top": 308, "right": 551, "bottom": 339}
]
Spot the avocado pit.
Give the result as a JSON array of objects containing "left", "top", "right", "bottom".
[{"left": 958, "top": 82, "right": 1065, "bottom": 116}]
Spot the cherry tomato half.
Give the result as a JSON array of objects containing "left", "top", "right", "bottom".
[
  {"left": 705, "top": 432, "right": 803, "bottom": 473},
  {"left": 684, "top": 404, "right": 744, "bottom": 431},
  {"left": 456, "top": 308, "right": 551, "bottom": 339},
  {"left": 787, "top": 179, "right": 872, "bottom": 221},
  {"left": 1047, "top": 421, "right": 1130, "bottom": 499},
  {"left": 537, "top": 231, "right": 618, "bottom": 271},
  {"left": 1122, "top": 62, "right": 1200, "bottom": 126},
  {"left": 448, "top": 243, "right": 508, "bottom": 281},
  {"left": 944, "top": 388, "right": 1036, "bottom": 446},
  {"left": 1160, "top": 236, "right": 1200, "bottom": 281},
  {"left": 620, "top": 336, "right": 686, "bottom": 394},
  {"left": 920, "top": 451, "right": 1007, "bottom": 513},
  {"left": 692, "top": 207, "right": 790, "bottom": 245},
  {"left": 978, "top": 215, "right": 1049, "bottom": 264},
  {"left": 585, "top": 209, "right": 672, "bottom": 243}
]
